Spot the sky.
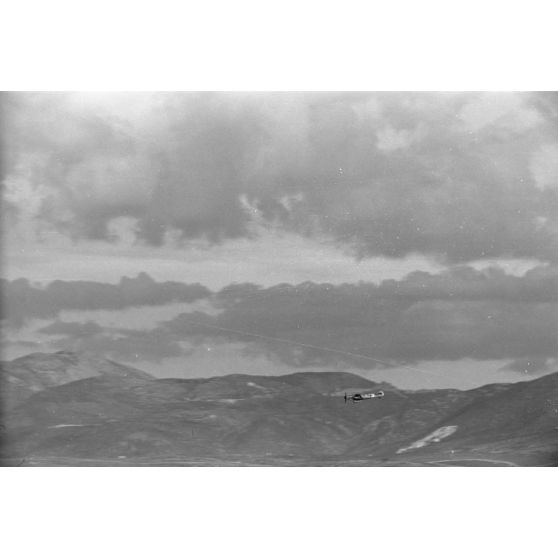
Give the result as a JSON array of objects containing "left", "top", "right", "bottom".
[{"left": 2, "top": 91, "right": 558, "bottom": 389}]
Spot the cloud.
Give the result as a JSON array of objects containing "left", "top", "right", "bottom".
[
  {"left": 201, "top": 267, "right": 558, "bottom": 368},
  {"left": 62, "top": 329, "right": 184, "bottom": 362},
  {"left": 3, "top": 92, "right": 268, "bottom": 244},
  {"left": 458, "top": 92, "right": 542, "bottom": 132},
  {"left": 1, "top": 273, "right": 211, "bottom": 327},
  {"left": 38, "top": 320, "right": 103, "bottom": 337},
  {"left": 531, "top": 143, "right": 558, "bottom": 191},
  {"left": 37, "top": 320, "right": 185, "bottom": 362},
  {"left": 30, "top": 265, "right": 556, "bottom": 371},
  {"left": 500, "top": 357, "right": 555, "bottom": 375},
  {"left": 4, "top": 92, "right": 558, "bottom": 264}
]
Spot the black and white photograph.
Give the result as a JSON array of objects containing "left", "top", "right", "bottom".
[
  {"left": 2, "top": 3, "right": 557, "bottom": 557},
  {"left": 2, "top": 91, "right": 557, "bottom": 467}
]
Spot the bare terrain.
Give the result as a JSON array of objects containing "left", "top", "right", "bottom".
[{"left": 1, "top": 351, "right": 557, "bottom": 466}]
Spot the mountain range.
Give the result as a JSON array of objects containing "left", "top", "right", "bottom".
[{"left": 1, "top": 351, "right": 557, "bottom": 466}]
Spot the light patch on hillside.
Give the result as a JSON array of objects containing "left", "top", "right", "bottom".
[
  {"left": 396, "top": 425, "right": 458, "bottom": 454},
  {"left": 247, "top": 382, "right": 266, "bottom": 391}
]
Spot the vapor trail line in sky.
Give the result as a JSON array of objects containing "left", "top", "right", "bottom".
[{"left": 184, "top": 319, "right": 447, "bottom": 379}]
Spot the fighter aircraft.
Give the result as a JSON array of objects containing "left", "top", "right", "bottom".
[{"left": 344, "top": 390, "right": 385, "bottom": 403}]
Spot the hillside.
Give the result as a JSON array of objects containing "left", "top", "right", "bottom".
[
  {"left": 1, "top": 351, "right": 153, "bottom": 409},
  {"left": 1, "top": 352, "right": 557, "bottom": 466}
]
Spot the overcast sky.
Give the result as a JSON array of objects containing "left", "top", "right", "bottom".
[{"left": 2, "top": 92, "right": 557, "bottom": 389}]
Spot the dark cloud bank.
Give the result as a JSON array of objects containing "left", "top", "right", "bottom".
[
  {"left": 3, "top": 267, "right": 557, "bottom": 374},
  {"left": 1, "top": 273, "right": 210, "bottom": 327}
]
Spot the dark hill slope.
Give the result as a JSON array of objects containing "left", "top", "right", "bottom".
[{"left": 2, "top": 352, "right": 557, "bottom": 466}]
